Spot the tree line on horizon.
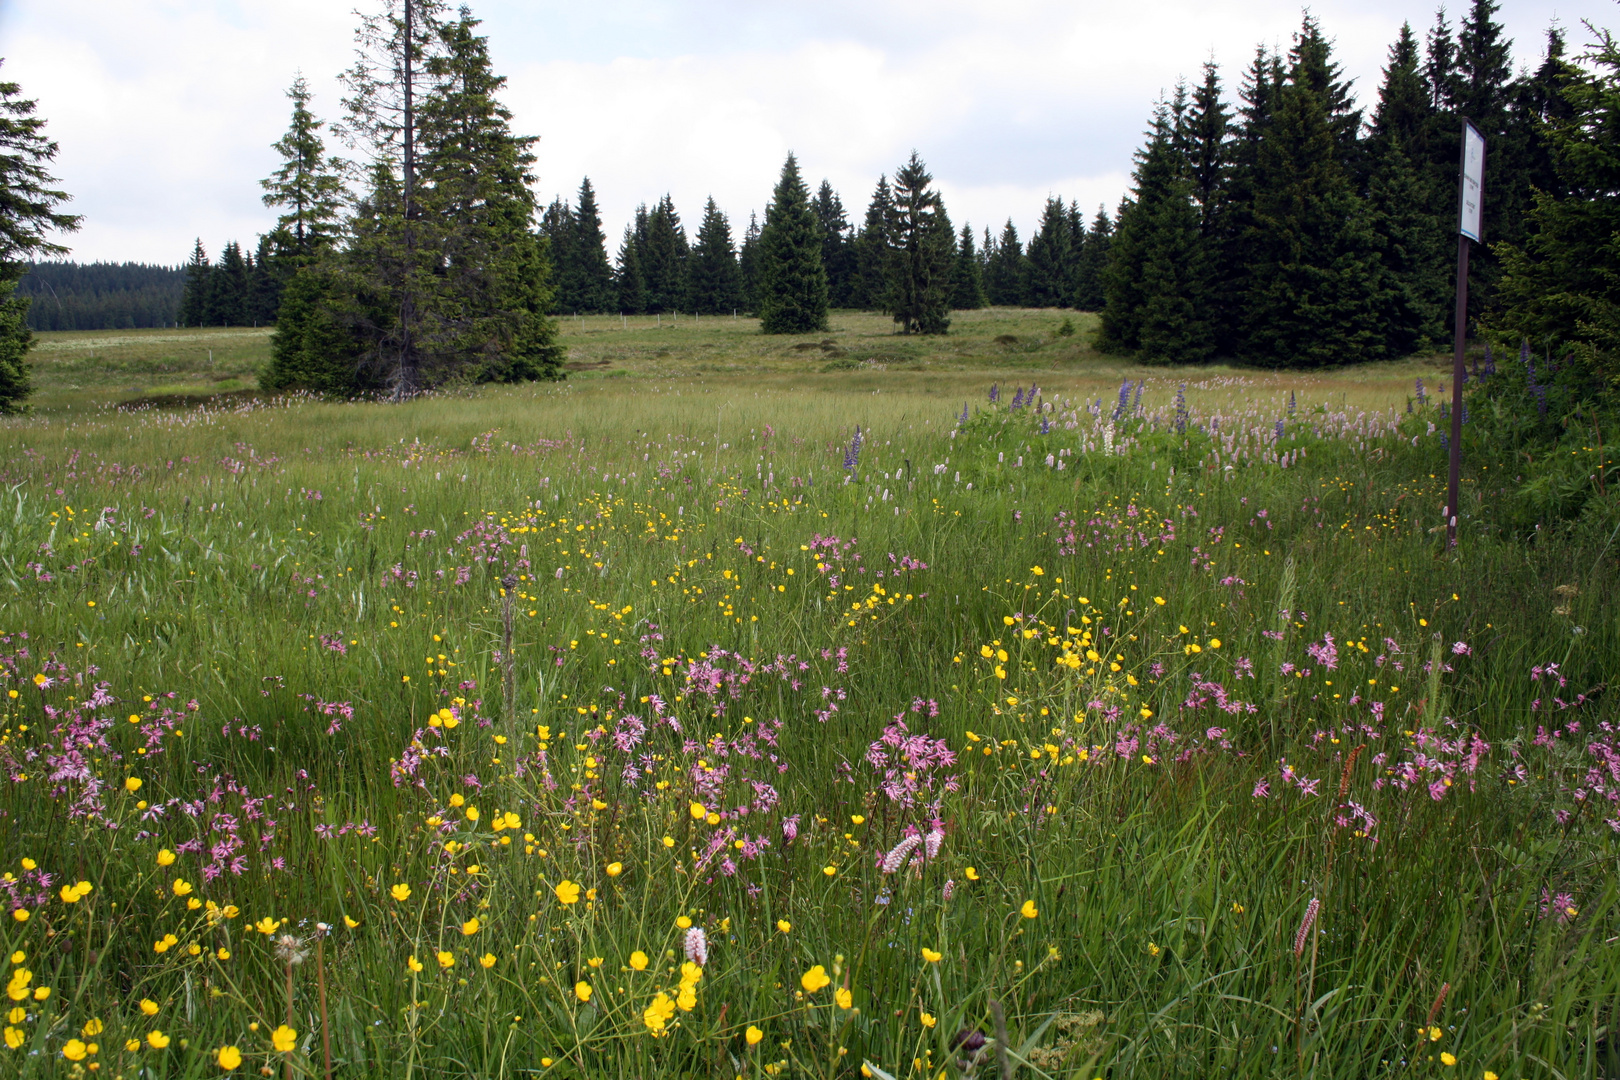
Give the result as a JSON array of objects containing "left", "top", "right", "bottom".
[
  {"left": 5, "top": 0, "right": 1620, "bottom": 411},
  {"left": 1100, "top": 1, "right": 1568, "bottom": 367}
]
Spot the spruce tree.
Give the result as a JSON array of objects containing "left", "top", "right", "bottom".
[
  {"left": 260, "top": 75, "right": 347, "bottom": 259},
  {"left": 178, "top": 239, "right": 211, "bottom": 327},
  {"left": 1364, "top": 23, "right": 1449, "bottom": 354},
  {"left": 738, "top": 212, "right": 761, "bottom": 312},
  {"left": 615, "top": 225, "right": 646, "bottom": 314},
  {"left": 1237, "top": 28, "right": 1386, "bottom": 367},
  {"left": 642, "top": 195, "right": 688, "bottom": 313},
  {"left": 884, "top": 152, "right": 953, "bottom": 334},
  {"left": 688, "top": 197, "right": 741, "bottom": 315},
  {"left": 541, "top": 197, "right": 578, "bottom": 311},
  {"left": 951, "top": 223, "right": 987, "bottom": 310},
  {"left": 1099, "top": 102, "right": 1180, "bottom": 354},
  {"left": 570, "top": 177, "right": 614, "bottom": 311},
  {"left": 1289, "top": 14, "right": 1364, "bottom": 175},
  {"left": 248, "top": 234, "right": 284, "bottom": 326},
  {"left": 412, "top": 9, "right": 559, "bottom": 382},
  {"left": 1025, "top": 197, "right": 1072, "bottom": 307},
  {"left": 1493, "top": 25, "right": 1620, "bottom": 399},
  {"left": 984, "top": 220, "right": 1026, "bottom": 306},
  {"left": 813, "top": 181, "right": 855, "bottom": 307},
  {"left": 851, "top": 176, "right": 893, "bottom": 310},
  {"left": 211, "top": 241, "right": 250, "bottom": 326},
  {"left": 1215, "top": 46, "right": 1284, "bottom": 351},
  {"left": 0, "top": 61, "right": 80, "bottom": 412},
  {"left": 1453, "top": 0, "right": 1519, "bottom": 310},
  {"left": 756, "top": 154, "right": 829, "bottom": 335},
  {"left": 1073, "top": 207, "right": 1112, "bottom": 311}
]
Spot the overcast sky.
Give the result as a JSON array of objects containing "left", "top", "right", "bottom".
[{"left": 2, "top": 0, "right": 1610, "bottom": 265}]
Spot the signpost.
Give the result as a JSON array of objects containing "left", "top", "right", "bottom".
[{"left": 1446, "top": 120, "right": 1486, "bottom": 547}]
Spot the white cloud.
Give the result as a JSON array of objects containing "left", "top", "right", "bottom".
[{"left": 1, "top": 0, "right": 1609, "bottom": 263}]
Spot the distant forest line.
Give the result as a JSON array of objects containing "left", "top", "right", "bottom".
[{"left": 14, "top": 262, "right": 184, "bottom": 331}]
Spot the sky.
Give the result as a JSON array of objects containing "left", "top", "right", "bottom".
[{"left": 1, "top": 0, "right": 1610, "bottom": 265}]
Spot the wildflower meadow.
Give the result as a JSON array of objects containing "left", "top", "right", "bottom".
[{"left": 0, "top": 368, "right": 1616, "bottom": 1079}]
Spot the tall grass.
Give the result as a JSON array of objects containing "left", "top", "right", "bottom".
[{"left": 0, "top": 374, "right": 1614, "bottom": 1079}]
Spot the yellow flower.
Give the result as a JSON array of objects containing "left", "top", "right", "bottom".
[
  {"left": 964, "top": 867, "right": 979, "bottom": 881},
  {"left": 216, "top": 1044, "right": 243, "bottom": 1070},
  {"left": 1020, "top": 900, "right": 1039, "bottom": 919},
  {"left": 124, "top": 1040, "right": 139, "bottom": 1052},
  {"left": 676, "top": 916, "right": 692, "bottom": 929},
  {"left": 81, "top": 1019, "right": 103, "bottom": 1037},
  {"left": 689, "top": 801, "right": 707, "bottom": 819},
  {"left": 851, "top": 815, "right": 866, "bottom": 825},
  {"left": 449, "top": 793, "right": 464, "bottom": 807},
  {"left": 574, "top": 981, "right": 592, "bottom": 1003},
  {"left": 920, "top": 1012, "right": 937, "bottom": 1028},
  {"left": 29, "top": 988, "right": 46, "bottom": 1003},
  {"left": 1428, "top": 1026, "right": 1442, "bottom": 1042},
  {"left": 343, "top": 916, "right": 359, "bottom": 929},
  {"left": 1154, "top": 596, "right": 1166, "bottom": 605},
  {"left": 777, "top": 920, "right": 792, "bottom": 933},
  {"left": 437, "top": 951, "right": 454, "bottom": 969},
  {"left": 461, "top": 918, "right": 480, "bottom": 936},
  {"left": 823, "top": 865, "right": 837, "bottom": 877},
  {"left": 676, "top": 984, "right": 697, "bottom": 1011},
  {"left": 1209, "top": 638, "right": 1222, "bottom": 649},
  {"left": 800, "top": 965, "right": 831, "bottom": 993},
  {"left": 1440, "top": 1052, "right": 1456, "bottom": 1067},
  {"left": 62, "top": 1038, "right": 88, "bottom": 1061},
  {"left": 1485, "top": 1072, "right": 1499, "bottom": 1080},
  {"left": 3, "top": 1026, "right": 22, "bottom": 1050},
  {"left": 172, "top": 878, "right": 193, "bottom": 897},
  {"left": 746, "top": 1025, "right": 764, "bottom": 1046},
  {"left": 680, "top": 961, "right": 702, "bottom": 988},
  {"left": 606, "top": 862, "right": 623, "bottom": 877},
  {"left": 140, "top": 999, "right": 159, "bottom": 1016},
  {"left": 125, "top": 777, "right": 142, "bottom": 793},
  {"left": 835, "top": 987, "right": 853, "bottom": 1009},
  {"left": 156, "top": 849, "right": 176, "bottom": 867},
  {"left": 921, "top": 948, "right": 942, "bottom": 963},
  {"left": 271, "top": 1025, "right": 296, "bottom": 1053},
  {"left": 148, "top": 1030, "right": 172, "bottom": 1049},
  {"left": 464, "top": 806, "right": 479, "bottom": 823},
  {"left": 407, "top": 956, "right": 424, "bottom": 973},
  {"left": 643, "top": 992, "right": 676, "bottom": 1034},
  {"left": 390, "top": 884, "right": 411, "bottom": 902},
  {"left": 479, "top": 953, "right": 496, "bottom": 969},
  {"left": 629, "top": 950, "right": 649, "bottom": 971}
]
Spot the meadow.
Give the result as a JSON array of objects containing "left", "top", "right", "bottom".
[{"left": 0, "top": 312, "right": 1616, "bottom": 1079}]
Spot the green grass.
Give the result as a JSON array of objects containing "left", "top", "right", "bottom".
[{"left": 0, "top": 319, "right": 1614, "bottom": 1079}]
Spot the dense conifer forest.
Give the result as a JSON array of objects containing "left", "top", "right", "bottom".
[{"left": 14, "top": 261, "right": 183, "bottom": 330}]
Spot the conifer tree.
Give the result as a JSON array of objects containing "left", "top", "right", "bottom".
[
  {"left": 642, "top": 195, "right": 688, "bottom": 313},
  {"left": 1238, "top": 25, "right": 1385, "bottom": 366},
  {"left": 615, "top": 222, "right": 647, "bottom": 314},
  {"left": 738, "top": 212, "right": 761, "bottom": 312},
  {"left": 984, "top": 220, "right": 1026, "bottom": 306},
  {"left": 1073, "top": 207, "right": 1112, "bottom": 311},
  {"left": 248, "top": 234, "right": 284, "bottom": 326},
  {"left": 1364, "top": 23, "right": 1449, "bottom": 354},
  {"left": 1099, "top": 102, "right": 1180, "bottom": 354},
  {"left": 0, "top": 61, "right": 80, "bottom": 412},
  {"left": 1025, "top": 197, "right": 1072, "bottom": 307},
  {"left": 1063, "top": 201, "right": 1086, "bottom": 303},
  {"left": 261, "top": 75, "right": 347, "bottom": 260},
  {"left": 1214, "top": 46, "right": 1284, "bottom": 351},
  {"left": 951, "top": 223, "right": 986, "bottom": 310},
  {"left": 756, "top": 154, "right": 829, "bottom": 334},
  {"left": 883, "top": 151, "right": 954, "bottom": 334},
  {"left": 1493, "top": 25, "right": 1620, "bottom": 399},
  {"left": 688, "top": 197, "right": 741, "bottom": 315},
  {"left": 541, "top": 197, "right": 577, "bottom": 311},
  {"left": 210, "top": 241, "right": 250, "bottom": 326},
  {"left": 178, "top": 239, "right": 211, "bottom": 327},
  {"left": 850, "top": 176, "right": 893, "bottom": 310},
  {"left": 402, "top": 9, "right": 559, "bottom": 381},
  {"left": 569, "top": 177, "right": 613, "bottom": 311},
  {"left": 813, "top": 181, "right": 855, "bottom": 307}
]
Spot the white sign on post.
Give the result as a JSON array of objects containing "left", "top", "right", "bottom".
[{"left": 1459, "top": 122, "right": 1486, "bottom": 242}]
